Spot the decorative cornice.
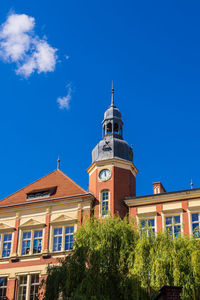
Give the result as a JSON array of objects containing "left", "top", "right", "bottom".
[
  {"left": 0, "top": 222, "right": 15, "bottom": 232},
  {"left": 125, "top": 188, "right": 200, "bottom": 207},
  {"left": 19, "top": 218, "right": 46, "bottom": 229},
  {"left": 87, "top": 157, "right": 138, "bottom": 176},
  {"left": 0, "top": 193, "right": 94, "bottom": 211},
  {"left": 50, "top": 214, "right": 77, "bottom": 225}
]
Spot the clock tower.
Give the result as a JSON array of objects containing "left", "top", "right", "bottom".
[{"left": 87, "top": 85, "right": 138, "bottom": 218}]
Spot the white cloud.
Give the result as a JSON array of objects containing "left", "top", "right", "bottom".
[
  {"left": 57, "top": 85, "right": 72, "bottom": 110},
  {"left": 0, "top": 13, "right": 57, "bottom": 77},
  {"left": 16, "top": 40, "right": 57, "bottom": 77}
]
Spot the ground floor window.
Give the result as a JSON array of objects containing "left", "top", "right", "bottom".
[
  {"left": 18, "top": 274, "right": 39, "bottom": 300},
  {"left": 191, "top": 213, "right": 200, "bottom": 238},
  {"left": 0, "top": 277, "right": 7, "bottom": 300},
  {"left": 140, "top": 218, "right": 155, "bottom": 236},
  {"left": 165, "top": 215, "right": 181, "bottom": 238}
]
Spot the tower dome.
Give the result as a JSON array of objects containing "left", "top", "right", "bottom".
[{"left": 92, "top": 84, "right": 133, "bottom": 163}]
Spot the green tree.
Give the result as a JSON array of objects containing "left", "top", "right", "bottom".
[{"left": 42, "top": 216, "right": 200, "bottom": 300}]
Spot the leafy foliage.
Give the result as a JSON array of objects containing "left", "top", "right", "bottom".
[{"left": 42, "top": 216, "right": 200, "bottom": 300}]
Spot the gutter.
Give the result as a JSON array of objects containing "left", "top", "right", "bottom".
[{"left": 0, "top": 192, "right": 94, "bottom": 209}]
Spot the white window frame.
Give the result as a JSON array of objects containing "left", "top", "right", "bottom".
[
  {"left": 190, "top": 211, "right": 200, "bottom": 238},
  {"left": 139, "top": 216, "right": 156, "bottom": 236},
  {"left": 17, "top": 274, "right": 39, "bottom": 300},
  {"left": 0, "top": 277, "right": 7, "bottom": 300},
  {"left": 0, "top": 232, "right": 13, "bottom": 258},
  {"left": 50, "top": 223, "right": 76, "bottom": 253},
  {"left": 99, "top": 190, "right": 110, "bottom": 217},
  {"left": 163, "top": 213, "right": 182, "bottom": 238},
  {"left": 19, "top": 228, "right": 44, "bottom": 256}
]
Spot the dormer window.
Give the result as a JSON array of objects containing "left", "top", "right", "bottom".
[{"left": 26, "top": 187, "right": 57, "bottom": 200}]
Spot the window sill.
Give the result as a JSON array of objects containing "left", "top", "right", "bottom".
[
  {"left": 51, "top": 250, "right": 73, "bottom": 256},
  {"left": 18, "top": 253, "right": 42, "bottom": 260},
  {"left": 0, "top": 257, "right": 10, "bottom": 262}
]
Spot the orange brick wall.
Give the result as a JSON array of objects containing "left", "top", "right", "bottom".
[
  {"left": 43, "top": 214, "right": 50, "bottom": 252},
  {"left": 6, "top": 279, "right": 16, "bottom": 300},
  {"left": 182, "top": 200, "right": 189, "bottom": 235},
  {"left": 12, "top": 218, "right": 20, "bottom": 255},
  {"left": 156, "top": 204, "right": 162, "bottom": 232},
  {"left": 114, "top": 167, "right": 136, "bottom": 218},
  {"left": 89, "top": 166, "right": 136, "bottom": 218}
]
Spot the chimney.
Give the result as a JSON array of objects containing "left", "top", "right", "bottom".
[{"left": 152, "top": 182, "right": 166, "bottom": 195}]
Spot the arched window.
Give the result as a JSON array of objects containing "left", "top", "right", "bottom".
[
  {"left": 114, "top": 123, "right": 118, "bottom": 134},
  {"left": 107, "top": 122, "right": 112, "bottom": 134},
  {"left": 101, "top": 190, "right": 109, "bottom": 216}
]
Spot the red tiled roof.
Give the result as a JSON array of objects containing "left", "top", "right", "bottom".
[{"left": 0, "top": 169, "right": 91, "bottom": 207}]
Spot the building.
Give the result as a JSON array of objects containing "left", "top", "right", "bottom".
[{"left": 0, "top": 87, "right": 200, "bottom": 299}]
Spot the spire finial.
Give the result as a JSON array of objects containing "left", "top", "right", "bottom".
[
  {"left": 111, "top": 80, "right": 114, "bottom": 106},
  {"left": 190, "top": 179, "right": 194, "bottom": 190},
  {"left": 57, "top": 156, "right": 60, "bottom": 170}
]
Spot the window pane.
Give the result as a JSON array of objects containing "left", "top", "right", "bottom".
[
  {"left": 166, "top": 226, "right": 173, "bottom": 235},
  {"left": 18, "top": 276, "right": 27, "bottom": 300},
  {"left": 53, "top": 228, "right": 62, "bottom": 252},
  {"left": 54, "top": 228, "right": 62, "bottom": 236},
  {"left": 148, "top": 219, "right": 155, "bottom": 227},
  {"left": 33, "top": 230, "right": 43, "bottom": 254},
  {"left": 0, "top": 277, "right": 7, "bottom": 300},
  {"left": 30, "top": 274, "right": 39, "bottom": 300},
  {"left": 141, "top": 220, "right": 146, "bottom": 228},
  {"left": 192, "top": 223, "right": 200, "bottom": 238},
  {"left": 22, "top": 232, "right": 31, "bottom": 255},
  {"left": 4, "top": 234, "right": 11, "bottom": 241},
  {"left": 174, "top": 225, "right": 181, "bottom": 237},
  {"left": 2, "top": 234, "right": 12, "bottom": 258},
  {"left": 65, "top": 226, "right": 74, "bottom": 251},
  {"left": 34, "top": 230, "right": 42, "bottom": 238},
  {"left": 166, "top": 217, "right": 172, "bottom": 225},
  {"left": 192, "top": 213, "right": 199, "bottom": 222},
  {"left": 174, "top": 216, "right": 180, "bottom": 224}
]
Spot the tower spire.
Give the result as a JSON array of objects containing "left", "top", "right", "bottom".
[{"left": 111, "top": 80, "right": 114, "bottom": 106}]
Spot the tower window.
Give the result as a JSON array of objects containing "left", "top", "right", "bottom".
[
  {"left": 101, "top": 190, "right": 109, "bottom": 217},
  {"left": 114, "top": 123, "right": 119, "bottom": 134},
  {"left": 107, "top": 122, "right": 112, "bottom": 134}
]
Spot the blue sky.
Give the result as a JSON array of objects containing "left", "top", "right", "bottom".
[{"left": 0, "top": 0, "right": 200, "bottom": 199}]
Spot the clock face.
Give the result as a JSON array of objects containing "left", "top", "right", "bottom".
[{"left": 99, "top": 169, "right": 111, "bottom": 181}]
